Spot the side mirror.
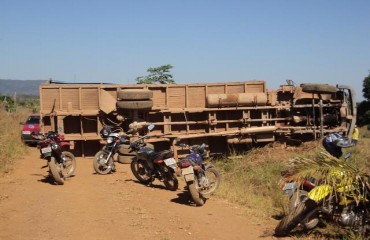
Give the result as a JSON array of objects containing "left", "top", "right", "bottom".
[
  {"left": 147, "top": 124, "right": 155, "bottom": 131},
  {"left": 344, "top": 152, "right": 351, "bottom": 160}
]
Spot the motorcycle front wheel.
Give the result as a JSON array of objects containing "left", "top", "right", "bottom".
[
  {"left": 275, "top": 200, "right": 314, "bottom": 237},
  {"left": 93, "top": 150, "right": 114, "bottom": 175},
  {"left": 49, "top": 157, "right": 65, "bottom": 185},
  {"left": 161, "top": 166, "right": 178, "bottom": 191},
  {"left": 199, "top": 168, "right": 221, "bottom": 197},
  {"left": 130, "top": 159, "right": 151, "bottom": 184},
  {"left": 61, "top": 151, "right": 76, "bottom": 177}
]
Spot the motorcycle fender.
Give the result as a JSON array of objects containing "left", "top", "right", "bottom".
[
  {"left": 308, "top": 185, "right": 333, "bottom": 202},
  {"left": 182, "top": 167, "right": 194, "bottom": 181},
  {"left": 60, "top": 141, "right": 71, "bottom": 147}
]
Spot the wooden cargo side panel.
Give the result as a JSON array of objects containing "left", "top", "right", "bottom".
[
  {"left": 62, "top": 88, "right": 79, "bottom": 111},
  {"left": 188, "top": 86, "right": 206, "bottom": 108},
  {"left": 207, "top": 85, "right": 225, "bottom": 94},
  {"left": 150, "top": 87, "right": 166, "bottom": 108},
  {"left": 40, "top": 88, "right": 60, "bottom": 113},
  {"left": 81, "top": 88, "right": 99, "bottom": 110},
  {"left": 245, "top": 82, "right": 265, "bottom": 93},
  {"left": 168, "top": 87, "right": 186, "bottom": 108},
  {"left": 227, "top": 84, "right": 245, "bottom": 94}
]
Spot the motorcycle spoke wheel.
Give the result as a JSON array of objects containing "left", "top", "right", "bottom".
[
  {"left": 162, "top": 167, "right": 178, "bottom": 191},
  {"left": 130, "top": 160, "right": 151, "bottom": 184},
  {"left": 93, "top": 151, "right": 113, "bottom": 175},
  {"left": 199, "top": 168, "right": 221, "bottom": 197},
  {"left": 61, "top": 151, "right": 76, "bottom": 178},
  {"left": 275, "top": 200, "right": 314, "bottom": 237},
  {"left": 49, "top": 157, "right": 65, "bottom": 185}
]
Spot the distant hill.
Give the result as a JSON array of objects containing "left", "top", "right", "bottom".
[{"left": 0, "top": 79, "right": 45, "bottom": 96}]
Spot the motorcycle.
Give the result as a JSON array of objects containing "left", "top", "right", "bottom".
[
  {"left": 275, "top": 152, "right": 370, "bottom": 237},
  {"left": 176, "top": 143, "right": 221, "bottom": 206},
  {"left": 93, "top": 125, "right": 126, "bottom": 175},
  {"left": 32, "top": 131, "right": 76, "bottom": 185},
  {"left": 130, "top": 125, "right": 179, "bottom": 191}
]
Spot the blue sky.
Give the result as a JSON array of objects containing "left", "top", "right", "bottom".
[{"left": 1, "top": 0, "right": 369, "bottom": 100}]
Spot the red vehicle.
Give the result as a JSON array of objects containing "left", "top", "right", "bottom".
[{"left": 21, "top": 114, "right": 41, "bottom": 144}]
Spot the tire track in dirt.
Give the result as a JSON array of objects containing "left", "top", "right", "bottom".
[{"left": 0, "top": 147, "right": 278, "bottom": 240}]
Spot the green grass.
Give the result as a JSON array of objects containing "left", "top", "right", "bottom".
[{"left": 0, "top": 107, "right": 31, "bottom": 173}]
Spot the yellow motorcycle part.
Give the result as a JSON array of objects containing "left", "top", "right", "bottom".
[{"left": 308, "top": 185, "right": 333, "bottom": 202}]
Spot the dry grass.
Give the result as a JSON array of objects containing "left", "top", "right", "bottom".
[
  {"left": 213, "top": 137, "right": 370, "bottom": 239},
  {"left": 0, "top": 107, "right": 31, "bottom": 173}
]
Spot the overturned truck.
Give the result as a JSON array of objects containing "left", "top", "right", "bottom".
[{"left": 39, "top": 80, "right": 356, "bottom": 157}]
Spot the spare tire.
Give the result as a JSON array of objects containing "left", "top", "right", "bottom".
[
  {"left": 117, "top": 89, "right": 153, "bottom": 100},
  {"left": 301, "top": 84, "right": 337, "bottom": 94},
  {"left": 118, "top": 144, "right": 132, "bottom": 155},
  {"left": 116, "top": 100, "right": 153, "bottom": 110},
  {"left": 117, "top": 154, "right": 135, "bottom": 164}
]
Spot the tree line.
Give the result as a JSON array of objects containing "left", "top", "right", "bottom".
[{"left": 357, "top": 73, "right": 370, "bottom": 128}]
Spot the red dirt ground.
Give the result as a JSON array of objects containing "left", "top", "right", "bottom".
[{"left": 0, "top": 146, "right": 282, "bottom": 240}]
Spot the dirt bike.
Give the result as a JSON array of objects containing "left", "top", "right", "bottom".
[
  {"left": 130, "top": 125, "right": 179, "bottom": 191},
  {"left": 176, "top": 143, "right": 221, "bottom": 206},
  {"left": 32, "top": 131, "right": 76, "bottom": 185},
  {"left": 93, "top": 125, "right": 126, "bottom": 174},
  {"left": 275, "top": 153, "right": 370, "bottom": 237}
]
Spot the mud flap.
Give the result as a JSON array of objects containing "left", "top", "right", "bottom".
[{"left": 182, "top": 166, "right": 194, "bottom": 181}]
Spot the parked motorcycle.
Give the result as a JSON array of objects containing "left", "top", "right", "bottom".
[
  {"left": 33, "top": 131, "right": 76, "bottom": 185},
  {"left": 275, "top": 152, "right": 370, "bottom": 237},
  {"left": 130, "top": 125, "right": 179, "bottom": 191},
  {"left": 176, "top": 143, "right": 221, "bottom": 206},
  {"left": 93, "top": 125, "right": 126, "bottom": 174}
]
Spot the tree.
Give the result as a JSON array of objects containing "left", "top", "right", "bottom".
[
  {"left": 363, "top": 74, "right": 370, "bottom": 100},
  {"left": 136, "top": 64, "right": 175, "bottom": 84},
  {"left": 357, "top": 72, "right": 370, "bottom": 127}
]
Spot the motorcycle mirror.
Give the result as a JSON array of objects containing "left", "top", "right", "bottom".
[
  {"left": 344, "top": 152, "right": 351, "bottom": 160},
  {"left": 147, "top": 124, "right": 155, "bottom": 131},
  {"left": 127, "top": 129, "right": 133, "bottom": 134}
]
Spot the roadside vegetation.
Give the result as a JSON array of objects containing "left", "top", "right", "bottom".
[
  {"left": 213, "top": 128, "right": 370, "bottom": 239},
  {"left": 0, "top": 107, "right": 33, "bottom": 173}
]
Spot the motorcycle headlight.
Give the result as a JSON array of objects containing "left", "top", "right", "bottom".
[
  {"left": 107, "top": 137, "right": 114, "bottom": 144},
  {"left": 51, "top": 143, "right": 59, "bottom": 150}
]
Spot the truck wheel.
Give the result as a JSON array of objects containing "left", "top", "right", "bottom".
[
  {"left": 301, "top": 84, "right": 337, "bottom": 94},
  {"left": 116, "top": 100, "right": 153, "bottom": 110},
  {"left": 117, "top": 89, "right": 153, "bottom": 100}
]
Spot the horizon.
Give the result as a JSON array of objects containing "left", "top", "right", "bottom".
[{"left": 1, "top": 1, "right": 369, "bottom": 101}]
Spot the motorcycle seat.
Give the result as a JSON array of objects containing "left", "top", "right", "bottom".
[{"left": 153, "top": 150, "right": 173, "bottom": 162}]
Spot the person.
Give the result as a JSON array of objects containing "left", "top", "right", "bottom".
[
  {"left": 352, "top": 126, "right": 359, "bottom": 146},
  {"left": 322, "top": 132, "right": 352, "bottom": 159}
]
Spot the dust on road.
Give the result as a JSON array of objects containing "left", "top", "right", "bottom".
[{"left": 0, "top": 147, "right": 278, "bottom": 240}]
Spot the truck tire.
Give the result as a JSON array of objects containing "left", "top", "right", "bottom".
[
  {"left": 301, "top": 84, "right": 337, "bottom": 94},
  {"left": 118, "top": 143, "right": 154, "bottom": 155},
  {"left": 117, "top": 89, "right": 153, "bottom": 100},
  {"left": 116, "top": 100, "right": 153, "bottom": 110}
]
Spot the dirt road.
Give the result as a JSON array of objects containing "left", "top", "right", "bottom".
[{"left": 0, "top": 147, "right": 278, "bottom": 240}]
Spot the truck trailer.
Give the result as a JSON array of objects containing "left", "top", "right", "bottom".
[{"left": 39, "top": 80, "right": 356, "bottom": 158}]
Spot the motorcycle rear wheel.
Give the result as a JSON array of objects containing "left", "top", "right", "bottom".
[
  {"left": 130, "top": 159, "right": 151, "bottom": 184},
  {"left": 61, "top": 151, "right": 76, "bottom": 177},
  {"left": 93, "top": 150, "right": 113, "bottom": 175},
  {"left": 199, "top": 168, "right": 221, "bottom": 197},
  {"left": 187, "top": 181, "right": 205, "bottom": 206},
  {"left": 49, "top": 157, "right": 65, "bottom": 185},
  {"left": 162, "top": 166, "right": 178, "bottom": 191}
]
